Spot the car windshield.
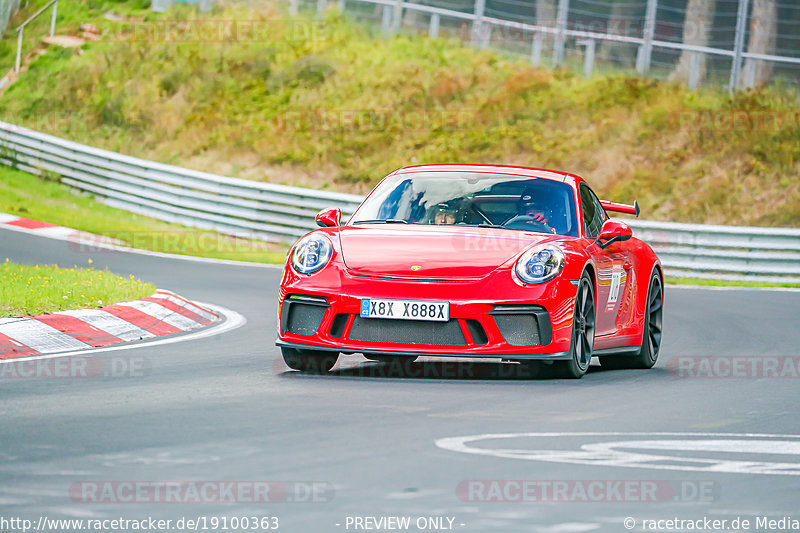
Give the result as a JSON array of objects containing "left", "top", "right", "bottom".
[{"left": 350, "top": 172, "right": 579, "bottom": 237}]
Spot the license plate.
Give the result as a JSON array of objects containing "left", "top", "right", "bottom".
[{"left": 360, "top": 298, "right": 449, "bottom": 322}]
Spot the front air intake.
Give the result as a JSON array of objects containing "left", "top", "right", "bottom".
[
  {"left": 281, "top": 294, "right": 329, "bottom": 336},
  {"left": 489, "top": 305, "right": 552, "bottom": 346}
]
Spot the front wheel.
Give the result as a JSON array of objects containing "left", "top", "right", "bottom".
[
  {"left": 281, "top": 347, "right": 339, "bottom": 373},
  {"left": 554, "top": 272, "right": 595, "bottom": 379}
]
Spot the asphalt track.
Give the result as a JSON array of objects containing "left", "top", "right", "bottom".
[{"left": 2, "top": 227, "right": 800, "bottom": 533}]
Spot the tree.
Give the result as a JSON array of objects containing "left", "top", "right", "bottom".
[
  {"left": 742, "top": 0, "right": 777, "bottom": 87},
  {"left": 670, "top": 0, "right": 717, "bottom": 84}
]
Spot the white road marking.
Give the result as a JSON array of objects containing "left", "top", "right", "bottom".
[
  {"left": 435, "top": 432, "right": 800, "bottom": 476},
  {"left": 58, "top": 309, "right": 154, "bottom": 342},
  {"left": 0, "top": 302, "right": 245, "bottom": 365}
]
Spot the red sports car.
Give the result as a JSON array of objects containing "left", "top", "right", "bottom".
[{"left": 276, "top": 165, "right": 663, "bottom": 378}]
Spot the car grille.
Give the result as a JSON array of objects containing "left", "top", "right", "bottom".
[{"left": 349, "top": 317, "right": 466, "bottom": 345}]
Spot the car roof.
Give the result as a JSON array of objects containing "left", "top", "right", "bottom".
[{"left": 393, "top": 164, "right": 584, "bottom": 185}]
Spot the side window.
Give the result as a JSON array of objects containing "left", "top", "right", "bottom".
[{"left": 580, "top": 185, "right": 606, "bottom": 239}]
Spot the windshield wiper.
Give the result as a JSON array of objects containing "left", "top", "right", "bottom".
[{"left": 352, "top": 219, "right": 409, "bottom": 224}]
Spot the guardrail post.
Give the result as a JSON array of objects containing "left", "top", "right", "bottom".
[
  {"left": 391, "top": 0, "right": 403, "bottom": 34},
  {"left": 429, "top": 13, "right": 440, "bottom": 39},
  {"left": 15, "top": 28, "right": 22, "bottom": 73},
  {"left": 728, "top": 0, "right": 750, "bottom": 92},
  {"left": 578, "top": 38, "right": 595, "bottom": 77},
  {"left": 289, "top": 0, "right": 299, "bottom": 15},
  {"left": 743, "top": 59, "right": 755, "bottom": 88},
  {"left": 553, "top": 0, "right": 569, "bottom": 66},
  {"left": 381, "top": 5, "right": 392, "bottom": 36},
  {"left": 480, "top": 23, "right": 491, "bottom": 49},
  {"left": 531, "top": 31, "right": 543, "bottom": 67},
  {"left": 337, "top": 0, "right": 345, "bottom": 12},
  {"left": 49, "top": 0, "right": 57, "bottom": 37},
  {"left": 316, "top": 0, "right": 327, "bottom": 18},
  {"left": 636, "top": 0, "right": 657, "bottom": 74},
  {"left": 471, "top": 0, "right": 485, "bottom": 47},
  {"left": 688, "top": 51, "right": 701, "bottom": 89}
]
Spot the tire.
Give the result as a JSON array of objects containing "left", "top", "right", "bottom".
[
  {"left": 281, "top": 347, "right": 339, "bottom": 373},
  {"left": 364, "top": 354, "right": 418, "bottom": 365},
  {"left": 554, "top": 272, "right": 595, "bottom": 379},
  {"left": 600, "top": 270, "right": 663, "bottom": 370}
]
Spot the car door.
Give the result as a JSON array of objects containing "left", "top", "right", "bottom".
[{"left": 580, "top": 184, "right": 627, "bottom": 337}]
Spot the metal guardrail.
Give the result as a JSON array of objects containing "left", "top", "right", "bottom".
[
  {"left": 1, "top": 120, "right": 799, "bottom": 283},
  {"left": 0, "top": 121, "right": 362, "bottom": 243}
]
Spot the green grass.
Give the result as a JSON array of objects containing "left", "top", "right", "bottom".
[
  {"left": 0, "top": 260, "right": 156, "bottom": 317},
  {"left": 1, "top": 1, "right": 799, "bottom": 227},
  {"left": 0, "top": 166, "right": 288, "bottom": 263},
  {"left": 665, "top": 276, "right": 800, "bottom": 289}
]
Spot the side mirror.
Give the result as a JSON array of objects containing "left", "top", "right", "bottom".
[
  {"left": 315, "top": 207, "right": 342, "bottom": 228},
  {"left": 595, "top": 220, "right": 632, "bottom": 249}
]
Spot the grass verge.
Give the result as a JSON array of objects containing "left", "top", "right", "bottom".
[
  {"left": 0, "top": 259, "right": 156, "bottom": 317},
  {"left": 0, "top": 166, "right": 288, "bottom": 263},
  {"left": 665, "top": 276, "right": 800, "bottom": 289}
]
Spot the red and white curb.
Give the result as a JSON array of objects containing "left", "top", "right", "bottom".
[{"left": 0, "top": 290, "right": 219, "bottom": 359}]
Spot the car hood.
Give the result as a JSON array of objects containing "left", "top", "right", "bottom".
[{"left": 338, "top": 225, "right": 558, "bottom": 280}]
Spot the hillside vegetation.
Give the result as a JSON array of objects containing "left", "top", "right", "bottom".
[{"left": 0, "top": 1, "right": 798, "bottom": 226}]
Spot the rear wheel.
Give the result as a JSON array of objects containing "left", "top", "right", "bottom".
[
  {"left": 281, "top": 347, "right": 339, "bottom": 373},
  {"left": 600, "top": 270, "right": 663, "bottom": 370},
  {"left": 554, "top": 272, "right": 595, "bottom": 379}
]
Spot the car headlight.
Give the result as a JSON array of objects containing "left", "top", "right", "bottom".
[
  {"left": 291, "top": 234, "right": 333, "bottom": 274},
  {"left": 514, "top": 244, "right": 565, "bottom": 285}
]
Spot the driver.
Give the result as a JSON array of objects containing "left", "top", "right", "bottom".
[
  {"left": 434, "top": 204, "right": 457, "bottom": 225},
  {"left": 517, "top": 195, "right": 556, "bottom": 233}
]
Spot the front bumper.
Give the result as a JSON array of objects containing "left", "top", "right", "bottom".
[{"left": 275, "top": 266, "right": 578, "bottom": 360}]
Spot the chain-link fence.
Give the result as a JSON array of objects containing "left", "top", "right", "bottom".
[{"left": 294, "top": 0, "right": 800, "bottom": 92}]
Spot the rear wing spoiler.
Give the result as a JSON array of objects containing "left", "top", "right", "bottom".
[{"left": 600, "top": 200, "right": 640, "bottom": 217}]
